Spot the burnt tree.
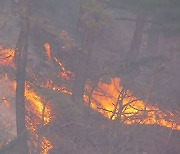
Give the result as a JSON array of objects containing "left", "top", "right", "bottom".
[
  {"left": 15, "top": 0, "right": 30, "bottom": 153},
  {"left": 128, "top": 12, "right": 146, "bottom": 60},
  {"left": 72, "top": 1, "right": 95, "bottom": 105}
]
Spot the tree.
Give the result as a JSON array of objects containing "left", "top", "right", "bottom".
[
  {"left": 72, "top": 0, "right": 105, "bottom": 104},
  {"left": 15, "top": 0, "right": 30, "bottom": 153}
]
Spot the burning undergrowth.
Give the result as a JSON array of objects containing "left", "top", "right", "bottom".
[{"left": 0, "top": 34, "right": 180, "bottom": 153}]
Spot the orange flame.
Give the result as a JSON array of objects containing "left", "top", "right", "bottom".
[
  {"left": 0, "top": 44, "right": 15, "bottom": 66},
  {"left": 44, "top": 80, "right": 72, "bottom": 95},
  {"left": 43, "top": 42, "right": 180, "bottom": 130},
  {"left": 44, "top": 43, "right": 75, "bottom": 80},
  {"left": 1, "top": 41, "right": 179, "bottom": 154},
  {"left": 41, "top": 137, "right": 53, "bottom": 154},
  {"left": 25, "top": 84, "right": 52, "bottom": 125},
  {"left": 54, "top": 57, "right": 75, "bottom": 80},
  {"left": 11, "top": 81, "right": 52, "bottom": 125},
  {"left": 85, "top": 78, "right": 180, "bottom": 130},
  {"left": 11, "top": 80, "right": 53, "bottom": 152},
  {"left": 44, "top": 43, "right": 52, "bottom": 60}
]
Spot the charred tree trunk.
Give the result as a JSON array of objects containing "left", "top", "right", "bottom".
[
  {"left": 72, "top": 26, "right": 94, "bottom": 104},
  {"left": 15, "top": 0, "right": 30, "bottom": 153},
  {"left": 72, "top": 1, "right": 95, "bottom": 104},
  {"left": 123, "top": 13, "right": 146, "bottom": 85},
  {"left": 146, "top": 16, "right": 160, "bottom": 55},
  {"left": 72, "top": 50, "right": 86, "bottom": 104},
  {"left": 128, "top": 13, "right": 146, "bottom": 60}
]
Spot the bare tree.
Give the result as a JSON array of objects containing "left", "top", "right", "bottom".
[
  {"left": 15, "top": 0, "right": 30, "bottom": 153},
  {"left": 128, "top": 12, "right": 146, "bottom": 60}
]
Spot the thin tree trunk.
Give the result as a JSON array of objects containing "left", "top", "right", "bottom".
[
  {"left": 72, "top": 26, "right": 94, "bottom": 104},
  {"left": 146, "top": 16, "right": 160, "bottom": 55},
  {"left": 72, "top": 1, "right": 95, "bottom": 104},
  {"left": 128, "top": 13, "right": 146, "bottom": 60},
  {"left": 15, "top": 0, "right": 30, "bottom": 153}
]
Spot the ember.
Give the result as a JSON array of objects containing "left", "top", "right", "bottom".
[
  {"left": 0, "top": 44, "right": 15, "bottom": 67},
  {"left": 44, "top": 43, "right": 52, "bottom": 60}
]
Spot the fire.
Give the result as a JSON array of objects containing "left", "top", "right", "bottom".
[
  {"left": 44, "top": 80, "right": 72, "bottom": 95},
  {"left": 86, "top": 78, "right": 180, "bottom": 130},
  {"left": 54, "top": 57, "right": 75, "bottom": 80},
  {"left": 44, "top": 43, "right": 75, "bottom": 80},
  {"left": 25, "top": 85, "right": 52, "bottom": 125},
  {"left": 24, "top": 85, "right": 54, "bottom": 154},
  {"left": 12, "top": 81, "right": 52, "bottom": 125},
  {"left": 0, "top": 44, "right": 53, "bottom": 153},
  {"left": 11, "top": 80, "right": 53, "bottom": 152},
  {"left": 0, "top": 40, "right": 179, "bottom": 153},
  {"left": 44, "top": 43, "right": 52, "bottom": 60},
  {"left": 0, "top": 44, "right": 15, "bottom": 66},
  {"left": 41, "top": 137, "right": 53, "bottom": 154},
  {"left": 43, "top": 42, "right": 180, "bottom": 130}
]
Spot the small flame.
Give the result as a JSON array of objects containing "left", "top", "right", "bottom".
[
  {"left": 41, "top": 137, "right": 53, "bottom": 154},
  {"left": 54, "top": 57, "right": 75, "bottom": 80},
  {"left": 44, "top": 43, "right": 52, "bottom": 60},
  {"left": 2, "top": 96, "right": 11, "bottom": 108},
  {"left": 0, "top": 44, "right": 15, "bottom": 66},
  {"left": 44, "top": 80, "right": 72, "bottom": 95},
  {"left": 43, "top": 42, "right": 75, "bottom": 80}
]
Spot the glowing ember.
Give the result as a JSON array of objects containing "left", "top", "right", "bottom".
[
  {"left": 54, "top": 57, "right": 75, "bottom": 80},
  {"left": 44, "top": 43, "right": 52, "bottom": 60},
  {"left": 59, "top": 30, "right": 75, "bottom": 51},
  {"left": 44, "top": 80, "right": 72, "bottom": 95},
  {"left": 41, "top": 137, "right": 53, "bottom": 154},
  {"left": 44, "top": 42, "right": 74, "bottom": 80},
  {"left": 2, "top": 96, "right": 11, "bottom": 108},
  {"left": 0, "top": 44, "right": 15, "bottom": 66}
]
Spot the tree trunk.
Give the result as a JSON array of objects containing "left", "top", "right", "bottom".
[
  {"left": 128, "top": 13, "right": 146, "bottom": 60},
  {"left": 72, "top": 1, "right": 95, "bottom": 104},
  {"left": 72, "top": 26, "right": 94, "bottom": 104},
  {"left": 15, "top": 0, "right": 30, "bottom": 153},
  {"left": 146, "top": 16, "right": 160, "bottom": 55}
]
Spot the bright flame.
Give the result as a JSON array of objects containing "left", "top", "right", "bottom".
[
  {"left": 11, "top": 81, "right": 52, "bottom": 125},
  {"left": 86, "top": 78, "right": 180, "bottom": 130},
  {"left": 43, "top": 42, "right": 180, "bottom": 130},
  {"left": 25, "top": 84, "right": 52, "bottom": 124},
  {"left": 11, "top": 80, "right": 53, "bottom": 153},
  {"left": 1, "top": 40, "right": 179, "bottom": 154}
]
